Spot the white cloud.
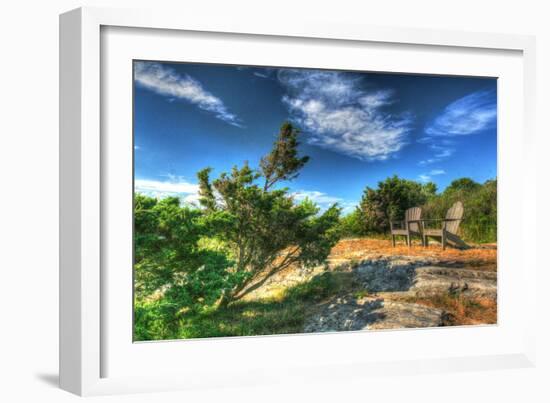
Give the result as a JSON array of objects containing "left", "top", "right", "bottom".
[
  {"left": 418, "top": 168, "right": 445, "bottom": 183},
  {"left": 291, "top": 189, "right": 357, "bottom": 214},
  {"left": 418, "top": 89, "right": 496, "bottom": 166},
  {"left": 425, "top": 90, "right": 497, "bottom": 137},
  {"left": 418, "top": 174, "right": 432, "bottom": 183},
  {"left": 429, "top": 169, "right": 446, "bottom": 176},
  {"left": 135, "top": 177, "right": 200, "bottom": 206},
  {"left": 278, "top": 70, "right": 412, "bottom": 161},
  {"left": 418, "top": 158, "right": 439, "bottom": 166},
  {"left": 434, "top": 148, "right": 454, "bottom": 158},
  {"left": 134, "top": 61, "right": 242, "bottom": 127}
]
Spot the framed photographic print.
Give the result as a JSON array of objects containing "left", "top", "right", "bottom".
[{"left": 60, "top": 7, "right": 537, "bottom": 396}]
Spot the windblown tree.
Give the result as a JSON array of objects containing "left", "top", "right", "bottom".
[{"left": 197, "top": 122, "right": 341, "bottom": 306}]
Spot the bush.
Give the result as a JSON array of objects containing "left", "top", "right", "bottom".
[
  {"left": 133, "top": 194, "right": 238, "bottom": 340},
  {"left": 356, "top": 176, "right": 437, "bottom": 234},
  {"left": 343, "top": 176, "right": 496, "bottom": 243},
  {"left": 423, "top": 178, "right": 496, "bottom": 243},
  {"left": 338, "top": 209, "right": 365, "bottom": 238}
]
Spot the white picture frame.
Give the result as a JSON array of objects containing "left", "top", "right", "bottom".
[{"left": 59, "top": 6, "right": 537, "bottom": 396}]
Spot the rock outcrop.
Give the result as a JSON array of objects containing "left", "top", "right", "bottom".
[
  {"left": 303, "top": 256, "right": 497, "bottom": 332},
  {"left": 304, "top": 296, "right": 446, "bottom": 333},
  {"left": 409, "top": 266, "right": 497, "bottom": 300}
]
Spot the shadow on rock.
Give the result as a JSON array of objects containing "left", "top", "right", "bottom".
[{"left": 304, "top": 295, "right": 445, "bottom": 333}]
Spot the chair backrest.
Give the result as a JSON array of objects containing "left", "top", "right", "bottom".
[
  {"left": 445, "top": 201, "right": 464, "bottom": 234},
  {"left": 405, "top": 207, "right": 422, "bottom": 232}
]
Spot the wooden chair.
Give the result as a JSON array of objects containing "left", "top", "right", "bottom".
[
  {"left": 420, "top": 201, "right": 467, "bottom": 249},
  {"left": 390, "top": 207, "right": 423, "bottom": 247}
]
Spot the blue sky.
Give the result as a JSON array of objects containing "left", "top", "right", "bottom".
[{"left": 134, "top": 61, "right": 497, "bottom": 214}]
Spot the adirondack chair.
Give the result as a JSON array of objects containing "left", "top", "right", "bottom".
[
  {"left": 390, "top": 207, "right": 423, "bottom": 247},
  {"left": 420, "top": 201, "right": 467, "bottom": 249}
]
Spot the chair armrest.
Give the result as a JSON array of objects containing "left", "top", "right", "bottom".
[
  {"left": 417, "top": 218, "right": 442, "bottom": 230},
  {"left": 418, "top": 218, "right": 461, "bottom": 230}
]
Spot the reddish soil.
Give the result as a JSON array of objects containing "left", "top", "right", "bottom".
[{"left": 330, "top": 238, "right": 497, "bottom": 270}]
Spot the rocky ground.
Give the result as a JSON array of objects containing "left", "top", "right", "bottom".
[{"left": 244, "top": 238, "right": 497, "bottom": 332}]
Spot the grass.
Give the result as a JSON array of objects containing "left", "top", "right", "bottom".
[
  {"left": 136, "top": 270, "right": 356, "bottom": 341},
  {"left": 177, "top": 300, "right": 306, "bottom": 339},
  {"left": 179, "top": 271, "right": 355, "bottom": 339}
]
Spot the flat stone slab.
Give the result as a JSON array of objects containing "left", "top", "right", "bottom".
[
  {"left": 304, "top": 296, "right": 444, "bottom": 333},
  {"left": 354, "top": 260, "right": 497, "bottom": 300},
  {"left": 365, "top": 299, "right": 445, "bottom": 330},
  {"left": 410, "top": 266, "right": 497, "bottom": 299}
]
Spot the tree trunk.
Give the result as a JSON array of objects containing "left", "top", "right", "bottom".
[{"left": 217, "top": 293, "right": 232, "bottom": 309}]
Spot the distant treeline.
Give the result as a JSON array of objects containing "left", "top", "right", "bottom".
[{"left": 339, "top": 176, "right": 497, "bottom": 243}]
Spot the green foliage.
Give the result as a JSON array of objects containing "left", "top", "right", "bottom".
[
  {"left": 285, "top": 272, "right": 340, "bottom": 302},
  {"left": 197, "top": 122, "right": 341, "bottom": 305},
  {"left": 177, "top": 300, "right": 307, "bottom": 339},
  {"left": 134, "top": 299, "right": 179, "bottom": 341},
  {"left": 337, "top": 208, "right": 365, "bottom": 238},
  {"left": 357, "top": 176, "right": 437, "bottom": 234},
  {"left": 260, "top": 121, "right": 310, "bottom": 191},
  {"left": 343, "top": 176, "right": 497, "bottom": 243},
  {"left": 133, "top": 194, "right": 238, "bottom": 339},
  {"left": 423, "top": 178, "right": 497, "bottom": 243}
]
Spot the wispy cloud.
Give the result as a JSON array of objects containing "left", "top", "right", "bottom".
[
  {"left": 134, "top": 61, "right": 242, "bottom": 127},
  {"left": 418, "top": 174, "right": 431, "bottom": 183},
  {"left": 291, "top": 189, "right": 357, "bottom": 214},
  {"left": 278, "top": 69, "right": 413, "bottom": 161},
  {"left": 425, "top": 90, "right": 497, "bottom": 137},
  {"left": 418, "top": 169, "right": 446, "bottom": 183},
  {"left": 418, "top": 158, "right": 438, "bottom": 166},
  {"left": 135, "top": 177, "right": 200, "bottom": 206},
  {"left": 418, "top": 89, "right": 496, "bottom": 166}
]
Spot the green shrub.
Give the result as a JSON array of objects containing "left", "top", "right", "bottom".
[
  {"left": 133, "top": 194, "right": 239, "bottom": 340},
  {"left": 423, "top": 178, "right": 497, "bottom": 243},
  {"left": 342, "top": 176, "right": 497, "bottom": 243}
]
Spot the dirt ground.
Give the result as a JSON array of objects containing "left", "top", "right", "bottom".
[{"left": 330, "top": 238, "right": 497, "bottom": 270}]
